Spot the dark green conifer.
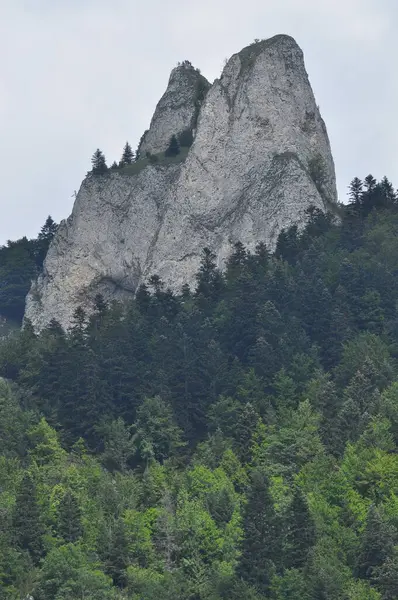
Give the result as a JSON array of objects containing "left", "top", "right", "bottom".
[
  {"left": 165, "top": 135, "right": 180, "bottom": 157},
  {"left": 284, "top": 488, "right": 316, "bottom": 569},
  {"left": 57, "top": 490, "right": 83, "bottom": 543},
  {"left": 12, "top": 473, "right": 44, "bottom": 564},
  {"left": 238, "top": 470, "right": 281, "bottom": 593},
  {"left": 91, "top": 148, "right": 108, "bottom": 173},
  {"left": 356, "top": 505, "right": 395, "bottom": 580},
  {"left": 120, "top": 142, "right": 134, "bottom": 166}
]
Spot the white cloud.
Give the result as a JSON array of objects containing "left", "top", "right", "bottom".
[{"left": 0, "top": 0, "right": 397, "bottom": 241}]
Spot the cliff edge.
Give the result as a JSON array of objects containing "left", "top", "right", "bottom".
[{"left": 25, "top": 35, "right": 337, "bottom": 330}]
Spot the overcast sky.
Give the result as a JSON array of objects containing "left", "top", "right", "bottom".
[{"left": 1, "top": 0, "right": 397, "bottom": 243}]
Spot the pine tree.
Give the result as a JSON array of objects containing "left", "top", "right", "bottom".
[
  {"left": 234, "top": 402, "right": 260, "bottom": 463},
  {"left": 91, "top": 148, "right": 108, "bottom": 174},
  {"left": 57, "top": 490, "right": 83, "bottom": 543},
  {"left": 35, "top": 215, "right": 58, "bottom": 269},
  {"left": 284, "top": 488, "right": 316, "bottom": 569},
  {"left": 195, "top": 247, "right": 225, "bottom": 312},
  {"left": 364, "top": 174, "right": 377, "bottom": 192},
  {"left": 12, "top": 473, "right": 45, "bottom": 564},
  {"left": 119, "top": 142, "right": 134, "bottom": 166},
  {"left": 356, "top": 505, "right": 395, "bottom": 580},
  {"left": 165, "top": 135, "right": 180, "bottom": 157},
  {"left": 102, "top": 518, "right": 129, "bottom": 588},
  {"left": 348, "top": 177, "right": 363, "bottom": 208},
  {"left": 275, "top": 225, "right": 300, "bottom": 265},
  {"left": 238, "top": 470, "right": 281, "bottom": 593}
]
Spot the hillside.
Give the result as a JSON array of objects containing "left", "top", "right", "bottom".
[{"left": 0, "top": 177, "right": 398, "bottom": 599}]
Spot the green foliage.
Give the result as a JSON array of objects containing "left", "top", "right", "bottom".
[
  {"left": 238, "top": 470, "right": 281, "bottom": 593},
  {"left": 91, "top": 148, "right": 108, "bottom": 174},
  {"left": 56, "top": 491, "right": 83, "bottom": 543},
  {"left": 12, "top": 473, "right": 45, "bottom": 564},
  {"left": 2, "top": 176, "right": 398, "bottom": 597},
  {"left": 0, "top": 215, "right": 58, "bottom": 322},
  {"left": 133, "top": 396, "right": 185, "bottom": 465},
  {"left": 119, "top": 141, "right": 134, "bottom": 166}
]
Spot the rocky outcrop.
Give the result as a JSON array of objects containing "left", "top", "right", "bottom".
[
  {"left": 25, "top": 34, "right": 338, "bottom": 331},
  {"left": 139, "top": 62, "right": 210, "bottom": 157}
]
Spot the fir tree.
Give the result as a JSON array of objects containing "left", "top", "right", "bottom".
[
  {"left": 91, "top": 149, "right": 108, "bottom": 174},
  {"left": 238, "top": 470, "right": 282, "bottom": 593},
  {"left": 356, "top": 505, "right": 395, "bottom": 580},
  {"left": 35, "top": 215, "right": 58, "bottom": 269},
  {"left": 284, "top": 488, "right": 316, "bottom": 569},
  {"left": 364, "top": 174, "right": 377, "bottom": 192},
  {"left": 119, "top": 142, "right": 134, "bottom": 166},
  {"left": 165, "top": 135, "right": 180, "bottom": 157},
  {"left": 57, "top": 490, "right": 83, "bottom": 543},
  {"left": 348, "top": 177, "right": 363, "bottom": 207},
  {"left": 275, "top": 225, "right": 300, "bottom": 265},
  {"left": 195, "top": 247, "right": 224, "bottom": 311},
  {"left": 101, "top": 519, "right": 129, "bottom": 588},
  {"left": 12, "top": 473, "right": 45, "bottom": 564}
]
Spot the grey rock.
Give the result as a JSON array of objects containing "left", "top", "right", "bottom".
[
  {"left": 25, "top": 34, "right": 337, "bottom": 331},
  {"left": 139, "top": 61, "right": 210, "bottom": 157}
]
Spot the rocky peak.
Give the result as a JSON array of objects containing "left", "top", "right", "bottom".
[
  {"left": 138, "top": 61, "right": 210, "bottom": 157},
  {"left": 25, "top": 35, "right": 337, "bottom": 331}
]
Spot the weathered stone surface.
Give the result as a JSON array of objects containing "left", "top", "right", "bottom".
[
  {"left": 25, "top": 34, "right": 337, "bottom": 331},
  {"left": 139, "top": 62, "right": 210, "bottom": 157}
]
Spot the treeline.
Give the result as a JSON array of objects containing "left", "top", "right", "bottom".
[
  {"left": 91, "top": 131, "right": 193, "bottom": 175},
  {"left": 0, "top": 176, "right": 398, "bottom": 598},
  {"left": 0, "top": 216, "right": 57, "bottom": 322}
]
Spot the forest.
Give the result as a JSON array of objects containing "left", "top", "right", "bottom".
[{"left": 1, "top": 175, "right": 398, "bottom": 599}]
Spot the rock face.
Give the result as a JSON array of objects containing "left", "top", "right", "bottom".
[
  {"left": 139, "top": 62, "right": 211, "bottom": 157},
  {"left": 26, "top": 34, "right": 338, "bottom": 331}
]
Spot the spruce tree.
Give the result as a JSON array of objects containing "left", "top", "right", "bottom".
[
  {"left": 364, "top": 174, "right": 377, "bottom": 192},
  {"left": 356, "top": 505, "right": 395, "bottom": 580},
  {"left": 57, "top": 490, "right": 82, "bottom": 543},
  {"left": 195, "top": 247, "right": 225, "bottom": 311},
  {"left": 12, "top": 473, "right": 44, "bottom": 564},
  {"left": 35, "top": 215, "right": 58, "bottom": 269},
  {"left": 91, "top": 148, "right": 108, "bottom": 174},
  {"left": 165, "top": 135, "right": 180, "bottom": 157},
  {"left": 275, "top": 225, "right": 300, "bottom": 265},
  {"left": 238, "top": 470, "right": 282, "bottom": 593},
  {"left": 120, "top": 142, "right": 134, "bottom": 166},
  {"left": 235, "top": 402, "right": 260, "bottom": 463},
  {"left": 348, "top": 177, "right": 363, "bottom": 207},
  {"left": 284, "top": 488, "right": 316, "bottom": 569},
  {"left": 102, "top": 518, "right": 129, "bottom": 588}
]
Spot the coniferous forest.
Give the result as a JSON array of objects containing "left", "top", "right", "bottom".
[{"left": 1, "top": 177, "right": 398, "bottom": 598}]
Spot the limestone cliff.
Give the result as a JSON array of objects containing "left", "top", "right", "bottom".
[
  {"left": 25, "top": 34, "right": 338, "bottom": 331},
  {"left": 139, "top": 61, "right": 210, "bottom": 156}
]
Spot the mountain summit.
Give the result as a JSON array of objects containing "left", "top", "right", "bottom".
[{"left": 26, "top": 34, "right": 337, "bottom": 330}]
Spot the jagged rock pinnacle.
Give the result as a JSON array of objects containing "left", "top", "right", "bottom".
[
  {"left": 139, "top": 62, "right": 210, "bottom": 157},
  {"left": 25, "top": 35, "right": 337, "bottom": 331}
]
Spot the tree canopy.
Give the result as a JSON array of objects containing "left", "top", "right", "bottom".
[{"left": 0, "top": 174, "right": 398, "bottom": 598}]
